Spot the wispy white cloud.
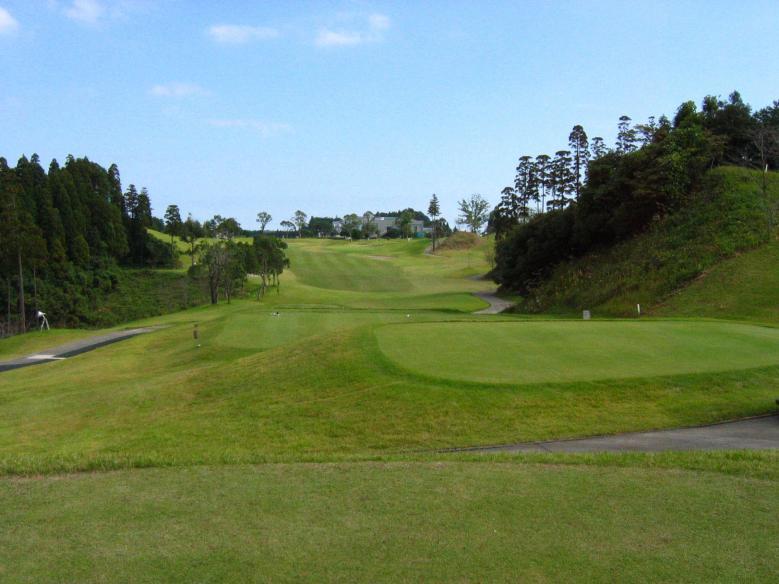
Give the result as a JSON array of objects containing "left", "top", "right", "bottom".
[
  {"left": 207, "top": 119, "right": 292, "bottom": 137},
  {"left": 150, "top": 82, "right": 209, "bottom": 98},
  {"left": 316, "top": 13, "right": 391, "bottom": 48},
  {"left": 0, "top": 6, "right": 19, "bottom": 34},
  {"left": 368, "top": 13, "right": 391, "bottom": 31},
  {"left": 315, "top": 29, "right": 364, "bottom": 47},
  {"left": 207, "top": 24, "right": 279, "bottom": 44},
  {"left": 64, "top": 0, "right": 104, "bottom": 25}
]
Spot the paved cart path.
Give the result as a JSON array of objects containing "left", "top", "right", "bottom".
[
  {"left": 473, "top": 292, "right": 514, "bottom": 314},
  {"left": 0, "top": 327, "right": 161, "bottom": 373},
  {"left": 446, "top": 414, "right": 779, "bottom": 453}
]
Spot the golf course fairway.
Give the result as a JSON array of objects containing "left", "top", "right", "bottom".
[
  {"left": 1, "top": 236, "right": 777, "bottom": 582},
  {"left": 375, "top": 320, "right": 779, "bottom": 384}
]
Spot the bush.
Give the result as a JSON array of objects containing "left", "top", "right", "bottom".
[{"left": 438, "top": 232, "right": 480, "bottom": 250}]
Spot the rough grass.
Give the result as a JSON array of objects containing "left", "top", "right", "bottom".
[
  {"left": 653, "top": 239, "right": 779, "bottom": 321},
  {"left": 437, "top": 231, "right": 481, "bottom": 250}
]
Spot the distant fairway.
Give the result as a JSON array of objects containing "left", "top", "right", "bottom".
[
  {"left": 376, "top": 320, "right": 779, "bottom": 384},
  {"left": 287, "top": 242, "right": 411, "bottom": 292}
]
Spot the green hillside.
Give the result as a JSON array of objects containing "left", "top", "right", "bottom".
[
  {"left": 511, "top": 167, "right": 779, "bottom": 320},
  {"left": 1, "top": 236, "right": 778, "bottom": 581},
  {"left": 652, "top": 239, "right": 779, "bottom": 321}
]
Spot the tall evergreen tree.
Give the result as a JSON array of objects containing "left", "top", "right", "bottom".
[
  {"left": 616, "top": 115, "right": 637, "bottom": 153},
  {"left": 548, "top": 150, "right": 574, "bottom": 210},
  {"left": 568, "top": 125, "right": 589, "bottom": 200},
  {"left": 534, "top": 154, "right": 551, "bottom": 213},
  {"left": 590, "top": 137, "right": 607, "bottom": 159},
  {"left": 164, "top": 204, "right": 182, "bottom": 244},
  {"left": 427, "top": 194, "right": 441, "bottom": 252}
]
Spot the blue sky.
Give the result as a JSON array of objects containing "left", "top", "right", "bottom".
[{"left": 2, "top": 1, "right": 777, "bottom": 228}]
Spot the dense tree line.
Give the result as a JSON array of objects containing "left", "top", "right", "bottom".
[
  {"left": 0, "top": 154, "right": 176, "bottom": 334},
  {"left": 493, "top": 92, "right": 779, "bottom": 293}
]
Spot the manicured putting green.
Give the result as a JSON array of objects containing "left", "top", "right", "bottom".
[{"left": 376, "top": 320, "right": 779, "bottom": 384}]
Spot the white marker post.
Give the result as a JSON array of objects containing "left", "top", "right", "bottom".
[{"left": 637, "top": 304, "right": 641, "bottom": 317}]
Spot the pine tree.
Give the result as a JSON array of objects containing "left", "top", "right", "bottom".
[
  {"left": 535, "top": 154, "right": 551, "bottom": 213},
  {"left": 616, "top": 115, "right": 637, "bottom": 154},
  {"left": 568, "top": 125, "right": 589, "bottom": 200},
  {"left": 108, "top": 163, "right": 126, "bottom": 218},
  {"left": 590, "top": 137, "right": 607, "bottom": 159},
  {"left": 427, "top": 194, "right": 441, "bottom": 252},
  {"left": 549, "top": 150, "right": 574, "bottom": 210},
  {"left": 164, "top": 204, "right": 182, "bottom": 244}
]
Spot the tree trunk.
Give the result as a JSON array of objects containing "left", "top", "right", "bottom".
[
  {"left": 6, "top": 279, "right": 11, "bottom": 330},
  {"left": 17, "top": 250, "right": 25, "bottom": 332}
]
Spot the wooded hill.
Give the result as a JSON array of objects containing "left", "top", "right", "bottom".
[
  {"left": 492, "top": 92, "right": 779, "bottom": 315},
  {"left": 0, "top": 155, "right": 185, "bottom": 333}
]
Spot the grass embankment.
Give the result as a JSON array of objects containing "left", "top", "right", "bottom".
[
  {"left": 513, "top": 166, "right": 779, "bottom": 316},
  {"left": 1, "top": 237, "right": 777, "bottom": 581},
  {"left": 1, "top": 239, "right": 777, "bottom": 474},
  {"left": 653, "top": 239, "right": 779, "bottom": 321}
]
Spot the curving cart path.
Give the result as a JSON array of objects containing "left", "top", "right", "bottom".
[
  {"left": 472, "top": 291, "right": 514, "bottom": 314},
  {"left": 0, "top": 327, "right": 160, "bottom": 373},
  {"left": 445, "top": 414, "right": 779, "bottom": 453}
]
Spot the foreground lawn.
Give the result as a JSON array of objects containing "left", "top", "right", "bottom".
[{"left": 1, "top": 460, "right": 776, "bottom": 583}]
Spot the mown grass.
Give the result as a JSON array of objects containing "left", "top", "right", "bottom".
[
  {"left": 1, "top": 460, "right": 776, "bottom": 583},
  {"left": 377, "top": 320, "right": 779, "bottom": 384},
  {"left": 1, "top": 235, "right": 777, "bottom": 582},
  {"left": 2, "top": 307, "right": 778, "bottom": 475}
]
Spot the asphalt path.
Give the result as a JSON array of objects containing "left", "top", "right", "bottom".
[
  {"left": 446, "top": 414, "right": 779, "bottom": 453},
  {"left": 0, "top": 327, "right": 159, "bottom": 373},
  {"left": 473, "top": 291, "right": 514, "bottom": 314}
]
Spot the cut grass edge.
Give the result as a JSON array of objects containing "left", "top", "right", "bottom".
[{"left": 2, "top": 449, "right": 777, "bottom": 480}]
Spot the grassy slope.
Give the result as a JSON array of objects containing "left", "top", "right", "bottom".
[
  {"left": 514, "top": 166, "right": 779, "bottom": 317},
  {"left": 652, "top": 238, "right": 779, "bottom": 321},
  {"left": 1, "top": 238, "right": 778, "bottom": 474},
  {"left": 1, "top": 236, "right": 777, "bottom": 581}
]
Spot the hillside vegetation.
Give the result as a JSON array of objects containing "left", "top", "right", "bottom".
[{"left": 510, "top": 167, "right": 779, "bottom": 317}]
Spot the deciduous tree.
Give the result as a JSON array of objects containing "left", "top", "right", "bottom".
[{"left": 457, "top": 194, "right": 490, "bottom": 233}]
